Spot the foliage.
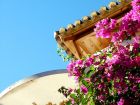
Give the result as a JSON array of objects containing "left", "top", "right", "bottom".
[
  {"left": 59, "top": 0, "right": 140, "bottom": 105},
  {"left": 57, "top": 46, "right": 73, "bottom": 62}
]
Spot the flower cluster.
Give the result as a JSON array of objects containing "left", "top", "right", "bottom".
[
  {"left": 59, "top": 0, "right": 140, "bottom": 105},
  {"left": 94, "top": 18, "right": 117, "bottom": 39},
  {"left": 66, "top": 36, "right": 140, "bottom": 105},
  {"left": 94, "top": 0, "right": 140, "bottom": 42}
]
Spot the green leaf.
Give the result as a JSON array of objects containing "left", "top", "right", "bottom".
[
  {"left": 66, "top": 101, "right": 71, "bottom": 105},
  {"left": 81, "top": 96, "right": 88, "bottom": 105},
  {"left": 86, "top": 70, "right": 94, "bottom": 78},
  {"left": 138, "top": 84, "right": 140, "bottom": 88},
  {"left": 70, "top": 94, "right": 77, "bottom": 99},
  {"left": 107, "top": 95, "right": 114, "bottom": 102},
  {"left": 82, "top": 80, "right": 89, "bottom": 87},
  {"left": 76, "top": 89, "right": 80, "bottom": 94},
  {"left": 89, "top": 97, "right": 95, "bottom": 105},
  {"left": 88, "top": 86, "right": 93, "bottom": 95},
  {"left": 107, "top": 53, "right": 112, "bottom": 58},
  {"left": 90, "top": 66, "right": 95, "bottom": 71}
]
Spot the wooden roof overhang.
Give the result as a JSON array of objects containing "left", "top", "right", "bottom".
[{"left": 54, "top": 0, "right": 132, "bottom": 59}]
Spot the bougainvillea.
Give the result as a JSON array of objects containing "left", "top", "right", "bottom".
[
  {"left": 58, "top": 0, "right": 140, "bottom": 105},
  {"left": 64, "top": 37, "right": 140, "bottom": 105},
  {"left": 94, "top": 0, "right": 140, "bottom": 43}
]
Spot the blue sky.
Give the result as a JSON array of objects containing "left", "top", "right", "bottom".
[{"left": 0, "top": 0, "right": 113, "bottom": 91}]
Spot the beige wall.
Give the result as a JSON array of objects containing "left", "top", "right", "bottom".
[{"left": 0, "top": 71, "right": 76, "bottom": 105}]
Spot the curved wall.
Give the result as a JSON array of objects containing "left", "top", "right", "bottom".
[{"left": 0, "top": 69, "right": 76, "bottom": 105}]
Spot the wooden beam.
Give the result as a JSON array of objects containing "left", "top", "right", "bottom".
[{"left": 60, "top": 1, "right": 131, "bottom": 41}]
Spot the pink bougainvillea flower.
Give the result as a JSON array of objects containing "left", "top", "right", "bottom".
[
  {"left": 74, "top": 75, "right": 80, "bottom": 83},
  {"left": 117, "top": 98, "right": 125, "bottom": 105},
  {"left": 133, "top": 35, "right": 140, "bottom": 43},
  {"left": 71, "top": 98, "right": 75, "bottom": 104},
  {"left": 134, "top": 56, "right": 140, "bottom": 66},
  {"left": 132, "top": 0, "right": 140, "bottom": 11},
  {"left": 85, "top": 57, "right": 93, "bottom": 67},
  {"left": 94, "top": 18, "right": 117, "bottom": 39},
  {"left": 84, "top": 78, "right": 91, "bottom": 83},
  {"left": 75, "top": 59, "right": 84, "bottom": 68},
  {"left": 97, "top": 94, "right": 106, "bottom": 102},
  {"left": 68, "top": 88, "right": 73, "bottom": 93},
  {"left": 80, "top": 85, "right": 88, "bottom": 94}
]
